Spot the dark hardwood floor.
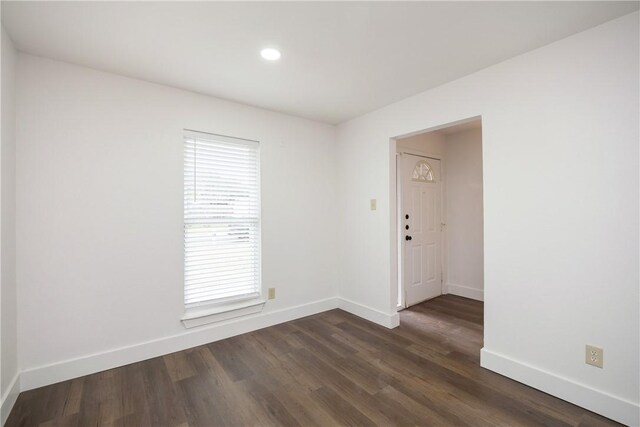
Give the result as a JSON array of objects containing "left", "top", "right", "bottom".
[{"left": 7, "top": 295, "right": 620, "bottom": 426}]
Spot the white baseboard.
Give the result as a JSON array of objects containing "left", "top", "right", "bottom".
[
  {"left": 18, "top": 297, "right": 399, "bottom": 394},
  {"left": 10, "top": 302, "right": 637, "bottom": 426},
  {"left": 338, "top": 297, "right": 400, "bottom": 329},
  {"left": 446, "top": 282, "right": 484, "bottom": 301},
  {"left": 20, "top": 297, "right": 340, "bottom": 392},
  {"left": 481, "top": 348, "right": 639, "bottom": 426},
  {"left": 1, "top": 372, "right": 20, "bottom": 426}
]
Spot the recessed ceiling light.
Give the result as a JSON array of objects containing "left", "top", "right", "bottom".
[{"left": 260, "top": 48, "right": 281, "bottom": 61}]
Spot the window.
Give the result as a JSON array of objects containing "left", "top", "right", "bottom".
[
  {"left": 412, "top": 160, "right": 435, "bottom": 182},
  {"left": 184, "top": 130, "right": 261, "bottom": 308}
]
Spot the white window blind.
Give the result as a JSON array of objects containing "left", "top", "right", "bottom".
[{"left": 184, "top": 130, "right": 261, "bottom": 307}]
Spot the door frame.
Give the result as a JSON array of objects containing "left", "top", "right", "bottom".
[
  {"left": 390, "top": 115, "right": 481, "bottom": 313},
  {"left": 396, "top": 148, "right": 447, "bottom": 309}
]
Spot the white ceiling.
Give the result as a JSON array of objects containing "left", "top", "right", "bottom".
[{"left": 2, "top": 2, "right": 638, "bottom": 124}]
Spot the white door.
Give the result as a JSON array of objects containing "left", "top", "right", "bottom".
[{"left": 402, "top": 154, "right": 442, "bottom": 306}]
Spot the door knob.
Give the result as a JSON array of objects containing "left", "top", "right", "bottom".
[{"left": 405, "top": 235, "right": 412, "bottom": 241}]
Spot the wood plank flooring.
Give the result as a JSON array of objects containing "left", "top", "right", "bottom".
[{"left": 6, "top": 295, "right": 620, "bottom": 426}]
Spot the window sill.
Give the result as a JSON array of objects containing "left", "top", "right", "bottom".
[{"left": 181, "top": 298, "right": 266, "bottom": 329}]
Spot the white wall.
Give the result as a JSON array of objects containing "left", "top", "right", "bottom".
[
  {"left": 337, "top": 12, "right": 638, "bottom": 425},
  {"left": 396, "top": 131, "right": 445, "bottom": 155},
  {"left": 1, "top": 24, "right": 19, "bottom": 424},
  {"left": 15, "top": 54, "right": 339, "bottom": 387},
  {"left": 444, "top": 128, "right": 483, "bottom": 300}
]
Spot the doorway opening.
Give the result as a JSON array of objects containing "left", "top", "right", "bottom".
[{"left": 394, "top": 117, "right": 484, "bottom": 310}]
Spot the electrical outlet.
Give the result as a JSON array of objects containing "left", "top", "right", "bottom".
[
  {"left": 585, "top": 345, "right": 603, "bottom": 368},
  {"left": 268, "top": 288, "right": 276, "bottom": 300}
]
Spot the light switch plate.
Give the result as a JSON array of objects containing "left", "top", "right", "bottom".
[
  {"left": 370, "top": 199, "right": 377, "bottom": 210},
  {"left": 268, "top": 288, "right": 276, "bottom": 300}
]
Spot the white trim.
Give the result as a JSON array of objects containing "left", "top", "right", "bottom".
[
  {"left": 481, "top": 348, "right": 639, "bottom": 426},
  {"left": 338, "top": 297, "right": 400, "bottom": 329},
  {"left": 1, "top": 372, "right": 20, "bottom": 426},
  {"left": 392, "top": 142, "right": 403, "bottom": 310},
  {"left": 446, "top": 282, "right": 484, "bottom": 301},
  {"left": 181, "top": 298, "right": 266, "bottom": 328},
  {"left": 393, "top": 116, "right": 482, "bottom": 140},
  {"left": 17, "top": 297, "right": 402, "bottom": 394},
  {"left": 20, "top": 297, "right": 339, "bottom": 392}
]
